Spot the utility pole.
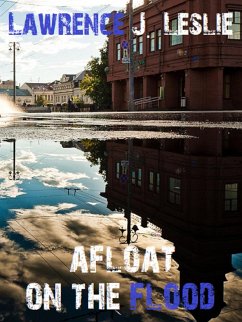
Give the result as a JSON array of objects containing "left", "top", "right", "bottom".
[
  {"left": 126, "top": 0, "right": 134, "bottom": 243},
  {"left": 128, "top": 0, "right": 134, "bottom": 111},
  {"left": 9, "top": 42, "right": 20, "bottom": 104}
]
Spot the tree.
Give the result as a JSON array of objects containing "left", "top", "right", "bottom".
[
  {"left": 79, "top": 139, "right": 107, "bottom": 181},
  {"left": 80, "top": 41, "right": 111, "bottom": 110}
]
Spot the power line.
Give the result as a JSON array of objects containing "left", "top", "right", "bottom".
[
  {"left": 0, "top": 1, "right": 17, "bottom": 17},
  {"left": 0, "top": 0, "right": 8, "bottom": 8},
  {"left": 7, "top": 221, "right": 71, "bottom": 285},
  {"left": 0, "top": 0, "right": 69, "bottom": 7},
  {"left": 0, "top": 3, "right": 111, "bottom": 80},
  {"left": 9, "top": 217, "right": 86, "bottom": 284},
  {"left": 0, "top": 0, "right": 110, "bottom": 9}
]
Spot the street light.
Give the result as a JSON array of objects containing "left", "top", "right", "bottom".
[
  {"left": 4, "top": 139, "right": 20, "bottom": 180},
  {"left": 9, "top": 170, "right": 20, "bottom": 180},
  {"left": 9, "top": 42, "right": 20, "bottom": 104},
  {"left": 119, "top": 224, "right": 139, "bottom": 244}
]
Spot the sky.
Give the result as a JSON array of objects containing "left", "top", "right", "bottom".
[{"left": 0, "top": 0, "right": 143, "bottom": 86}]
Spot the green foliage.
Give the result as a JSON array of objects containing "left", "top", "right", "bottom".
[
  {"left": 80, "top": 42, "right": 111, "bottom": 110},
  {"left": 80, "top": 139, "right": 107, "bottom": 180},
  {"left": 73, "top": 97, "right": 85, "bottom": 109}
]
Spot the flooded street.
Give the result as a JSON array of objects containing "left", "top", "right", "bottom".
[{"left": 0, "top": 112, "right": 241, "bottom": 321}]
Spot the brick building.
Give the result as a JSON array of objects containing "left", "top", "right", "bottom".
[{"left": 107, "top": 0, "right": 242, "bottom": 111}]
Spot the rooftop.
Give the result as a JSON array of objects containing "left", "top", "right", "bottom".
[{"left": 0, "top": 88, "right": 32, "bottom": 96}]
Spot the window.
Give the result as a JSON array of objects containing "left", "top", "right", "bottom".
[
  {"left": 116, "top": 43, "right": 121, "bottom": 61},
  {"left": 228, "top": 11, "right": 242, "bottom": 40},
  {"left": 138, "top": 36, "right": 143, "bottom": 54},
  {"left": 225, "top": 183, "right": 238, "bottom": 211},
  {"left": 170, "top": 18, "right": 183, "bottom": 46},
  {"left": 150, "top": 31, "right": 155, "bottom": 52},
  {"left": 131, "top": 169, "right": 142, "bottom": 187},
  {"left": 224, "top": 74, "right": 231, "bottom": 99},
  {"left": 137, "top": 169, "right": 142, "bottom": 187},
  {"left": 156, "top": 173, "right": 160, "bottom": 193},
  {"left": 116, "top": 162, "right": 120, "bottom": 179},
  {"left": 132, "top": 171, "right": 136, "bottom": 185},
  {"left": 148, "top": 171, "right": 160, "bottom": 193},
  {"left": 157, "top": 29, "right": 162, "bottom": 50},
  {"left": 133, "top": 38, "right": 137, "bottom": 53},
  {"left": 169, "top": 177, "right": 181, "bottom": 205},
  {"left": 149, "top": 171, "right": 154, "bottom": 191}
]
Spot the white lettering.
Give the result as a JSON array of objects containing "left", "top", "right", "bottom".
[
  {"left": 70, "top": 246, "right": 88, "bottom": 273},
  {"left": 141, "top": 246, "right": 160, "bottom": 273},
  {"left": 43, "top": 283, "right": 62, "bottom": 311},
  {"left": 26, "top": 283, "right": 42, "bottom": 310},
  {"left": 178, "top": 13, "right": 189, "bottom": 35}
]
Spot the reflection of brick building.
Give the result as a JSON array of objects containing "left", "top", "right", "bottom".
[
  {"left": 105, "top": 132, "right": 242, "bottom": 237},
  {"left": 107, "top": 0, "right": 242, "bottom": 111},
  {"left": 103, "top": 131, "right": 242, "bottom": 321}
]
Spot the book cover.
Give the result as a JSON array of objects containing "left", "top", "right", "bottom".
[{"left": 0, "top": 1, "right": 241, "bottom": 321}]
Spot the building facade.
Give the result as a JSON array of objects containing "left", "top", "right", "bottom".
[
  {"left": 53, "top": 74, "right": 75, "bottom": 105},
  {"left": 53, "top": 72, "right": 93, "bottom": 106},
  {"left": 21, "top": 71, "right": 93, "bottom": 108},
  {"left": 107, "top": 0, "right": 242, "bottom": 111},
  {"left": 0, "top": 88, "right": 33, "bottom": 106},
  {"left": 73, "top": 71, "right": 93, "bottom": 105},
  {"left": 21, "top": 82, "right": 54, "bottom": 105},
  {"left": 0, "top": 80, "right": 14, "bottom": 89}
]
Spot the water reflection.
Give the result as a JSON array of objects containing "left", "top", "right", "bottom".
[
  {"left": 103, "top": 128, "right": 242, "bottom": 322},
  {"left": 0, "top": 127, "right": 241, "bottom": 321}
]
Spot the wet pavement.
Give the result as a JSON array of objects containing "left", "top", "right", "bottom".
[{"left": 0, "top": 112, "right": 241, "bottom": 322}]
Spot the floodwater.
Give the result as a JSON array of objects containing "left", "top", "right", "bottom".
[{"left": 0, "top": 111, "right": 241, "bottom": 322}]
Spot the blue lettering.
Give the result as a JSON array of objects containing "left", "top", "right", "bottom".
[
  {"left": 39, "top": 14, "right": 57, "bottom": 35},
  {"left": 146, "top": 283, "right": 162, "bottom": 311},
  {"left": 200, "top": 283, "right": 215, "bottom": 309},
  {"left": 23, "top": 13, "right": 37, "bottom": 35},
  {"left": 164, "top": 283, "right": 180, "bottom": 310},
  {"left": 84, "top": 13, "right": 98, "bottom": 35},
  {"left": 182, "top": 283, "right": 198, "bottom": 310},
  {"left": 9, "top": 12, "right": 22, "bottom": 35},
  {"left": 59, "top": 13, "right": 72, "bottom": 35},
  {"left": 113, "top": 12, "right": 124, "bottom": 36},
  {"left": 100, "top": 13, "right": 112, "bottom": 35},
  {"left": 130, "top": 283, "right": 144, "bottom": 310},
  {"left": 73, "top": 13, "right": 83, "bottom": 35}
]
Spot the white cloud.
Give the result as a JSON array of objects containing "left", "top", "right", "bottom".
[
  {"left": 0, "top": 149, "right": 89, "bottom": 198},
  {"left": 9, "top": 0, "right": 126, "bottom": 14},
  {"left": 17, "top": 150, "right": 37, "bottom": 163},
  {"left": 42, "top": 153, "right": 88, "bottom": 162},
  {"left": 18, "top": 36, "right": 91, "bottom": 57},
  {"left": 0, "top": 0, "right": 144, "bottom": 83},
  {"left": 87, "top": 202, "right": 99, "bottom": 206},
  {"left": 33, "top": 167, "right": 88, "bottom": 189},
  {"left": 0, "top": 180, "right": 25, "bottom": 198}
]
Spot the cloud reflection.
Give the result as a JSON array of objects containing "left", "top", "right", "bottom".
[
  {"left": 0, "top": 149, "right": 89, "bottom": 198},
  {"left": 0, "top": 203, "right": 192, "bottom": 322}
]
